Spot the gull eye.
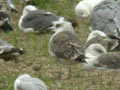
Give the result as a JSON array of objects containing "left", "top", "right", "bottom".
[
  {"left": 55, "top": 24, "right": 61, "bottom": 28},
  {"left": 80, "top": 12, "right": 83, "bottom": 15},
  {"left": 96, "top": 48, "right": 103, "bottom": 53}
]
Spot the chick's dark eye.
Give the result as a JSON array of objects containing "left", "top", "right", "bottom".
[{"left": 55, "top": 24, "right": 61, "bottom": 27}]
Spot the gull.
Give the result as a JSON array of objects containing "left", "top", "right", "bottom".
[
  {"left": 0, "top": 0, "right": 14, "bottom": 32},
  {"left": 19, "top": 5, "right": 64, "bottom": 33},
  {"left": 14, "top": 74, "right": 47, "bottom": 90},
  {"left": 84, "top": 43, "right": 107, "bottom": 69},
  {"left": 90, "top": 0, "right": 120, "bottom": 36},
  {"left": 85, "top": 42, "right": 120, "bottom": 70},
  {"left": 85, "top": 30, "right": 117, "bottom": 51},
  {"left": 0, "top": 38, "right": 24, "bottom": 60},
  {"left": 49, "top": 20, "right": 85, "bottom": 80},
  {"left": 75, "top": 0, "right": 104, "bottom": 17}
]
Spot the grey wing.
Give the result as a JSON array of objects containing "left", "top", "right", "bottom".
[
  {"left": 22, "top": 10, "right": 61, "bottom": 31},
  {"left": 18, "top": 78, "right": 47, "bottom": 90},
  {"left": 91, "top": 0, "right": 120, "bottom": 35},
  {"left": 97, "top": 52, "right": 120, "bottom": 69}
]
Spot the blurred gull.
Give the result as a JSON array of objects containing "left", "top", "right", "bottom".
[
  {"left": 85, "top": 30, "right": 117, "bottom": 51},
  {"left": 90, "top": 0, "right": 120, "bottom": 36},
  {"left": 49, "top": 20, "right": 85, "bottom": 80},
  {"left": 85, "top": 43, "right": 120, "bottom": 70},
  {"left": 19, "top": 5, "right": 64, "bottom": 33},
  {"left": 0, "top": 0, "right": 17, "bottom": 12},
  {"left": 14, "top": 74, "right": 47, "bottom": 90},
  {"left": 84, "top": 43, "right": 107, "bottom": 69},
  {"left": 75, "top": 0, "right": 104, "bottom": 17},
  {"left": 0, "top": 38, "right": 24, "bottom": 60},
  {"left": 0, "top": 0, "right": 15, "bottom": 32},
  {"left": 8, "top": 0, "right": 18, "bottom": 13},
  {"left": 107, "top": 34, "right": 120, "bottom": 51},
  {"left": 0, "top": 11, "right": 13, "bottom": 32}
]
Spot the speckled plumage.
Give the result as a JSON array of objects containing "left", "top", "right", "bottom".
[
  {"left": 0, "top": 0, "right": 14, "bottom": 32},
  {"left": 96, "top": 52, "right": 120, "bottom": 69},
  {"left": 85, "top": 31, "right": 117, "bottom": 51},
  {"left": 50, "top": 30, "right": 85, "bottom": 62},
  {"left": 49, "top": 21, "right": 85, "bottom": 79}
]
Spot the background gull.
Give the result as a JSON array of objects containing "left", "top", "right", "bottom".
[
  {"left": 0, "top": 11, "right": 13, "bottom": 32},
  {"left": 107, "top": 34, "right": 120, "bottom": 51},
  {"left": 84, "top": 42, "right": 120, "bottom": 70},
  {"left": 84, "top": 43, "right": 107, "bottom": 70},
  {"left": 75, "top": 0, "right": 104, "bottom": 17},
  {"left": 0, "top": 0, "right": 17, "bottom": 13},
  {"left": 95, "top": 51, "right": 120, "bottom": 70},
  {"left": 8, "top": 0, "right": 18, "bottom": 13},
  {"left": 14, "top": 74, "right": 47, "bottom": 90},
  {"left": 0, "top": 38, "right": 24, "bottom": 60},
  {"left": 0, "top": 0, "right": 14, "bottom": 32},
  {"left": 85, "top": 30, "right": 117, "bottom": 51},
  {"left": 49, "top": 21, "right": 85, "bottom": 80},
  {"left": 19, "top": 5, "right": 64, "bottom": 33},
  {"left": 90, "top": 0, "right": 120, "bottom": 36}
]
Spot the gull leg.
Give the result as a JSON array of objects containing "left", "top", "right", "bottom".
[
  {"left": 57, "top": 64, "right": 61, "bottom": 80},
  {"left": 68, "top": 64, "right": 72, "bottom": 79}
]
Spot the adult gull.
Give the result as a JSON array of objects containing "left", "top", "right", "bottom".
[
  {"left": 90, "top": 0, "right": 120, "bottom": 36},
  {"left": 0, "top": 38, "right": 24, "bottom": 60},
  {"left": 19, "top": 5, "right": 64, "bottom": 33}
]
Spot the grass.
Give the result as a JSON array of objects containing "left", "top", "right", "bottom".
[{"left": 0, "top": 0, "right": 120, "bottom": 90}]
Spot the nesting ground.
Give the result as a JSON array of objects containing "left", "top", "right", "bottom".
[{"left": 1, "top": 0, "right": 120, "bottom": 90}]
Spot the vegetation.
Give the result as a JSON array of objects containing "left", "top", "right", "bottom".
[{"left": 0, "top": 0, "right": 120, "bottom": 90}]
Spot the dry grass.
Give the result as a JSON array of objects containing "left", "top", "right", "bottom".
[{"left": 0, "top": 0, "right": 120, "bottom": 90}]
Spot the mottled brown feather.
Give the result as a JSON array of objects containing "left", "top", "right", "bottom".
[{"left": 50, "top": 30, "right": 84, "bottom": 61}]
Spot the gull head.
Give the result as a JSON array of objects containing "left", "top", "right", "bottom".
[
  {"left": 75, "top": 1, "right": 90, "bottom": 18},
  {"left": 85, "top": 43, "right": 107, "bottom": 58},
  {"left": 86, "top": 30, "right": 106, "bottom": 42},
  {"left": 50, "top": 20, "right": 74, "bottom": 33},
  {"left": 23, "top": 5, "right": 37, "bottom": 16}
]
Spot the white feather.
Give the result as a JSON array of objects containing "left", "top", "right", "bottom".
[{"left": 75, "top": 0, "right": 104, "bottom": 17}]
